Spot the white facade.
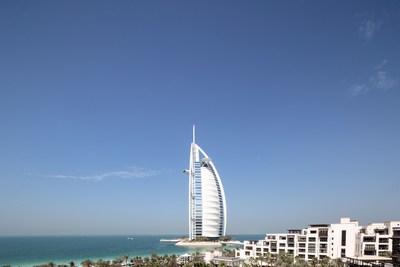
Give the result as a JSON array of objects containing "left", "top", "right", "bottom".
[
  {"left": 185, "top": 126, "right": 227, "bottom": 240},
  {"left": 236, "top": 218, "right": 399, "bottom": 262},
  {"left": 355, "top": 221, "right": 400, "bottom": 257}
]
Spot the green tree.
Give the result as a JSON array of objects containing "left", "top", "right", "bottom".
[
  {"left": 320, "top": 257, "right": 330, "bottom": 267},
  {"left": 263, "top": 252, "right": 272, "bottom": 267},
  {"left": 257, "top": 253, "right": 266, "bottom": 267},
  {"left": 248, "top": 257, "right": 258, "bottom": 267},
  {"left": 95, "top": 259, "right": 110, "bottom": 267},
  {"left": 81, "top": 259, "right": 94, "bottom": 267},
  {"left": 309, "top": 257, "right": 319, "bottom": 267},
  {"left": 331, "top": 258, "right": 344, "bottom": 267},
  {"left": 191, "top": 252, "right": 205, "bottom": 266},
  {"left": 294, "top": 256, "right": 308, "bottom": 267}
]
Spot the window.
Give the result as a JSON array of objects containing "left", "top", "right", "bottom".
[
  {"left": 341, "top": 230, "right": 346, "bottom": 246},
  {"left": 308, "top": 243, "right": 316, "bottom": 253},
  {"left": 309, "top": 237, "right": 316, "bottom": 242}
]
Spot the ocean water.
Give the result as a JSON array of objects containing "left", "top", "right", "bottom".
[{"left": 0, "top": 234, "right": 264, "bottom": 267}]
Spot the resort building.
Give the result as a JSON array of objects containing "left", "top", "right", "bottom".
[
  {"left": 355, "top": 221, "right": 400, "bottom": 257},
  {"left": 392, "top": 226, "right": 400, "bottom": 267},
  {"left": 236, "top": 218, "right": 400, "bottom": 264},
  {"left": 184, "top": 126, "right": 227, "bottom": 240},
  {"left": 205, "top": 250, "right": 244, "bottom": 266}
]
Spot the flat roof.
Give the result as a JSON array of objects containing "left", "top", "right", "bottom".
[{"left": 309, "top": 224, "right": 330, "bottom": 227}]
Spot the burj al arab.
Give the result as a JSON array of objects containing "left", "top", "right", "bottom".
[{"left": 184, "top": 126, "right": 227, "bottom": 240}]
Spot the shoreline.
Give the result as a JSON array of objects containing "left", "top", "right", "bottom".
[
  {"left": 175, "top": 241, "right": 223, "bottom": 247},
  {"left": 0, "top": 234, "right": 264, "bottom": 266}
]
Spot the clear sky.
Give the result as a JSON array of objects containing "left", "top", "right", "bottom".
[{"left": 1, "top": 1, "right": 399, "bottom": 236}]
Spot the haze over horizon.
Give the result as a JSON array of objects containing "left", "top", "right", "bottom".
[{"left": 1, "top": 1, "right": 399, "bottom": 236}]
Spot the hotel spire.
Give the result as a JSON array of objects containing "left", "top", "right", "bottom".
[{"left": 193, "top": 125, "right": 195, "bottom": 144}]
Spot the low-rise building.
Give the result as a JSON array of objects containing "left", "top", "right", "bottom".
[
  {"left": 236, "top": 218, "right": 400, "bottom": 264},
  {"left": 355, "top": 221, "right": 400, "bottom": 257},
  {"left": 392, "top": 226, "right": 400, "bottom": 267}
]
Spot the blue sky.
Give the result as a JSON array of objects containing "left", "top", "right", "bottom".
[{"left": 0, "top": 1, "right": 399, "bottom": 236}]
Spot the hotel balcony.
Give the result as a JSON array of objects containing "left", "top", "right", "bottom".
[
  {"left": 320, "top": 237, "right": 328, "bottom": 242},
  {"left": 319, "top": 229, "right": 328, "bottom": 237},
  {"left": 364, "top": 250, "right": 376, "bottom": 256},
  {"left": 364, "top": 245, "right": 376, "bottom": 256},
  {"left": 379, "top": 245, "right": 389, "bottom": 250},
  {"left": 363, "top": 236, "right": 376, "bottom": 242},
  {"left": 375, "top": 229, "right": 389, "bottom": 235},
  {"left": 298, "top": 237, "right": 307, "bottom": 242}
]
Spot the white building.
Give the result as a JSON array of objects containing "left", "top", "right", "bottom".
[
  {"left": 184, "top": 126, "right": 227, "bottom": 240},
  {"left": 355, "top": 221, "right": 400, "bottom": 257},
  {"left": 236, "top": 218, "right": 399, "bottom": 263}
]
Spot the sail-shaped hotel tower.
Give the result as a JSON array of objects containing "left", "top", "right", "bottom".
[{"left": 184, "top": 126, "right": 227, "bottom": 240}]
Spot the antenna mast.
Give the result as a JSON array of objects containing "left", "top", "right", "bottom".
[{"left": 192, "top": 125, "right": 196, "bottom": 143}]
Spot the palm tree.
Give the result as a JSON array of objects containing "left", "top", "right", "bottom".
[
  {"left": 294, "top": 256, "right": 308, "bottom": 267},
  {"left": 191, "top": 251, "right": 205, "bottom": 266},
  {"left": 150, "top": 252, "right": 159, "bottom": 265},
  {"left": 248, "top": 256, "right": 258, "bottom": 267},
  {"left": 264, "top": 252, "right": 272, "bottom": 267},
  {"left": 331, "top": 258, "right": 344, "bottom": 267},
  {"left": 257, "top": 253, "right": 266, "bottom": 267},
  {"left": 310, "top": 257, "right": 319, "bottom": 267},
  {"left": 142, "top": 256, "right": 150, "bottom": 266},
  {"left": 131, "top": 256, "right": 143, "bottom": 267},
  {"left": 95, "top": 259, "right": 110, "bottom": 267},
  {"left": 320, "top": 257, "right": 330, "bottom": 267},
  {"left": 169, "top": 254, "right": 178, "bottom": 267},
  {"left": 81, "top": 259, "right": 94, "bottom": 267},
  {"left": 123, "top": 255, "right": 130, "bottom": 266}
]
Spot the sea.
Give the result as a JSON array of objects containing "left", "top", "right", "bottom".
[{"left": 0, "top": 234, "right": 264, "bottom": 267}]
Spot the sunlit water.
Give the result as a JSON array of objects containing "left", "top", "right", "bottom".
[{"left": 0, "top": 234, "right": 264, "bottom": 266}]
